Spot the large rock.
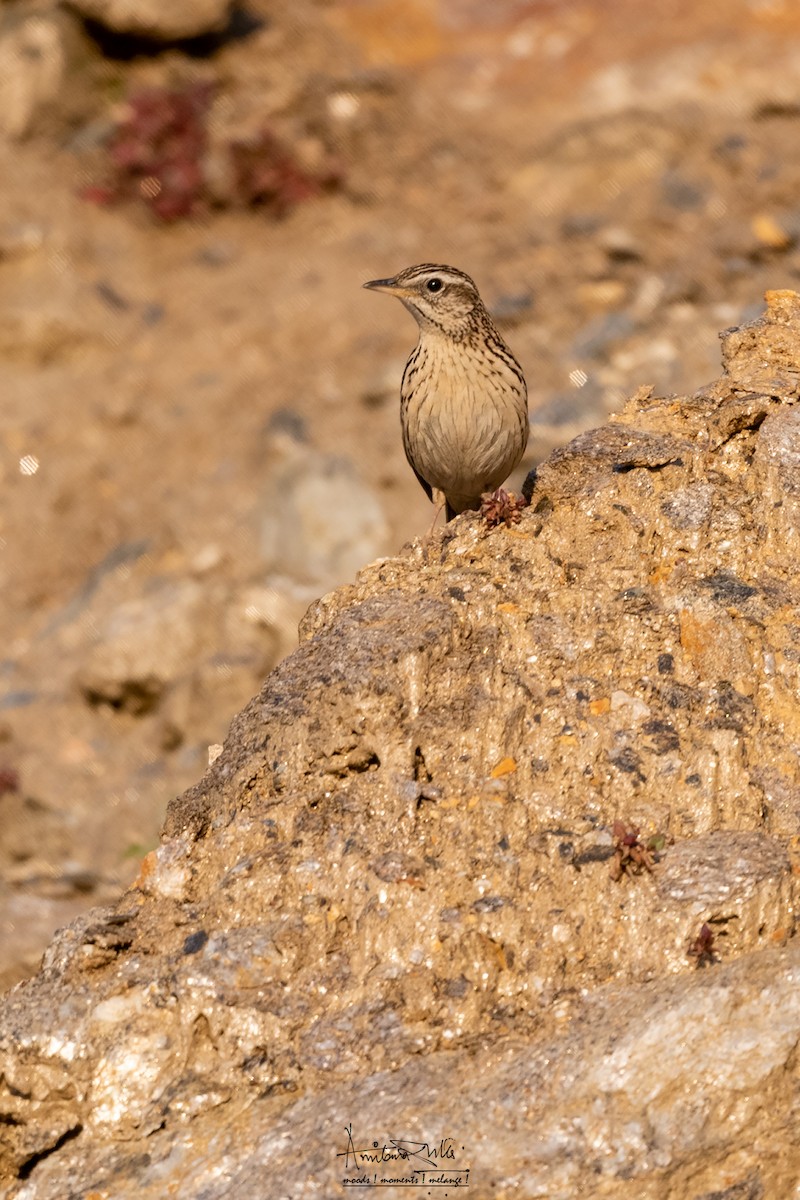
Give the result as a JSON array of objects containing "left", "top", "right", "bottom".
[
  {"left": 259, "top": 411, "right": 390, "bottom": 590},
  {"left": 3, "top": 292, "right": 800, "bottom": 1195},
  {"left": 0, "top": 10, "right": 72, "bottom": 140},
  {"left": 69, "top": 0, "right": 231, "bottom": 42},
  {"left": 75, "top": 580, "right": 209, "bottom": 714}
]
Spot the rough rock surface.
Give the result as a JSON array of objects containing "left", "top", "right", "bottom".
[{"left": 3, "top": 293, "right": 800, "bottom": 1195}]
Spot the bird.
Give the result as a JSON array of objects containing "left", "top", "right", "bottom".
[{"left": 363, "top": 263, "right": 529, "bottom": 522}]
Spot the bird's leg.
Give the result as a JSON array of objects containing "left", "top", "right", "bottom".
[
  {"left": 419, "top": 490, "right": 447, "bottom": 560},
  {"left": 427, "top": 489, "right": 447, "bottom": 537}
]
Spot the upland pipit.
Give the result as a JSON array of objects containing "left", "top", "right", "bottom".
[{"left": 364, "top": 263, "right": 529, "bottom": 521}]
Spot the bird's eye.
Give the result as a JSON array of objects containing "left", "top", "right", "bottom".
[{"left": 426, "top": 278, "right": 443, "bottom": 293}]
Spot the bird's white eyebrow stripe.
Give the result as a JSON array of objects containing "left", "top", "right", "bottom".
[{"left": 399, "top": 266, "right": 475, "bottom": 288}]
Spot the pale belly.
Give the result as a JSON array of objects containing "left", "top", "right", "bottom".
[{"left": 403, "top": 363, "right": 528, "bottom": 507}]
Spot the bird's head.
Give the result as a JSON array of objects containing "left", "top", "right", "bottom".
[{"left": 363, "top": 263, "right": 486, "bottom": 338}]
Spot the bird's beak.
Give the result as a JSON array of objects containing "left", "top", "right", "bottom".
[{"left": 363, "top": 276, "right": 402, "bottom": 294}]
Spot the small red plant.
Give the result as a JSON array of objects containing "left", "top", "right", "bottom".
[
  {"left": 610, "top": 820, "right": 657, "bottom": 882},
  {"left": 0, "top": 766, "right": 19, "bottom": 796},
  {"left": 687, "top": 922, "right": 717, "bottom": 967},
  {"left": 83, "top": 82, "right": 339, "bottom": 223},
  {"left": 229, "top": 129, "right": 339, "bottom": 217},
  {"left": 480, "top": 488, "right": 528, "bottom": 529},
  {"left": 101, "top": 83, "right": 212, "bottom": 221}
]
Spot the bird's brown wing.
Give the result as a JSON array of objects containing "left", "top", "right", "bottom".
[
  {"left": 405, "top": 450, "right": 433, "bottom": 503},
  {"left": 400, "top": 349, "right": 433, "bottom": 503}
]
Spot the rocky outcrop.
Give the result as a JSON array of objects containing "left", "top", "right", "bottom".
[{"left": 3, "top": 292, "right": 800, "bottom": 1196}]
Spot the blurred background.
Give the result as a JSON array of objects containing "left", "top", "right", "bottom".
[{"left": 1, "top": 0, "right": 799, "bottom": 987}]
